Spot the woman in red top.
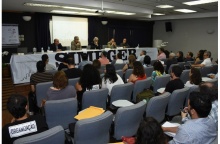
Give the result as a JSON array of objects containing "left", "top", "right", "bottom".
[{"left": 128, "top": 61, "right": 147, "bottom": 83}]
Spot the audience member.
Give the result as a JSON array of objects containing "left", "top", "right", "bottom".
[
  {"left": 64, "top": 57, "right": 82, "bottom": 79},
  {"left": 185, "top": 67, "right": 202, "bottom": 87},
  {"left": 41, "top": 54, "right": 56, "bottom": 71},
  {"left": 165, "top": 52, "right": 178, "bottom": 73},
  {"left": 157, "top": 48, "right": 166, "bottom": 60},
  {"left": 50, "top": 38, "right": 62, "bottom": 52},
  {"left": 57, "top": 54, "right": 72, "bottom": 71},
  {"left": 137, "top": 50, "right": 146, "bottom": 64},
  {"left": 101, "top": 64, "right": 124, "bottom": 95},
  {"left": 28, "top": 61, "right": 53, "bottom": 114},
  {"left": 151, "top": 61, "right": 166, "bottom": 84},
  {"left": 184, "top": 51, "right": 194, "bottom": 62},
  {"left": 78, "top": 53, "right": 92, "bottom": 70},
  {"left": 90, "top": 37, "right": 101, "bottom": 49},
  {"left": 194, "top": 50, "right": 205, "bottom": 64},
  {"left": 75, "top": 64, "right": 101, "bottom": 110},
  {"left": 2, "top": 94, "right": 48, "bottom": 144},
  {"left": 176, "top": 51, "right": 185, "bottom": 62},
  {"left": 122, "top": 54, "right": 136, "bottom": 72},
  {"left": 71, "top": 36, "right": 81, "bottom": 50},
  {"left": 93, "top": 59, "right": 101, "bottom": 73},
  {"left": 99, "top": 51, "right": 110, "bottom": 65},
  {"left": 136, "top": 117, "right": 167, "bottom": 144},
  {"left": 115, "top": 53, "right": 124, "bottom": 64},
  {"left": 164, "top": 66, "right": 184, "bottom": 93},
  {"left": 164, "top": 49, "right": 170, "bottom": 58},
  {"left": 191, "top": 51, "right": 212, "bottom": 67},
  {"left": 107, "top": 38, "right": 117, "bottom": 48},
  {"left": 128, "top": 61, "right": 146, "bottom": 83},
  {"left": 182, "top": 82, "right": 218, "bottom": 129},
  {"left": 163, "top": 92, "right": 216, "bottom": 144},
  {"left": 143, "top": 55, "right": 151, "bottom": 67},
  {"left": 46, "top": 71, "right": 76, "bottom": 101},
  {"left": 120, "top": 38, "right": 130, "bottom": 48}
]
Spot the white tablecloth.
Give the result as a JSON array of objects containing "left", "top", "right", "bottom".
[{"left": 10, "top": 48, "right": 158, "bottom": 84}]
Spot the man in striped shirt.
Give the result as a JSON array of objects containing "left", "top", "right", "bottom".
[{"left": 28, "top": 61, "right": 53, "bottom": 114}]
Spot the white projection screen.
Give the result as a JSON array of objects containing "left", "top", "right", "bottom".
[{"left": 51, "top": 16, "right": 88, "bottom": 47}]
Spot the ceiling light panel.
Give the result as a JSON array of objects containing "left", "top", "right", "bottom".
[
  {"left": 156, "top": 5, "right": 174, "bottom": 8},
  {"left": 62, "top": 6, "right": 97, "bottom": 12},
  {"left": 24, "top": 3, "right": 60, "bottom": 7},
  {"left": 153, "top": 13, "right": 165, "bottom": 15},
  {"left": 183, "top": 0, "right": 218, "bottom": 6},
  {"left": 51, "top": 10, "right": 78, "bottom": 14},
  {"left": 174, "top": 9, "right": 197, "bottom": 13}
]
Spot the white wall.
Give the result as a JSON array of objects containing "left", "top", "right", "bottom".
[{"left": 153, "top": 17, "right": 218, "bottom": 61}]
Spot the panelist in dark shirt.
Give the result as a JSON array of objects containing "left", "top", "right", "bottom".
[
  {"left": 50, "top": 39, "right": 63, "bottom": 52},
  {"left": 90, "top": 37, "right": 101, "bottom": 49},
  {"left": 120, "top": 38, "right": 130, "bottom": 48}
]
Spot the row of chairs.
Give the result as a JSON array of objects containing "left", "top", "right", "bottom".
[{"left": 14, "top": 85, "right": 201, "bottom": 144}]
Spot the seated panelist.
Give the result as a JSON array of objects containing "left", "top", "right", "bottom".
[
  {"left": 120, "top": 38, "right": 130, "bottom": 48},
  {"left": 71, "top": 36, "right": 82, "bottom": 50},
  {"left": 107, "top": 38, "right": 117, "bottom": 49},
  {"left": 50, "top": 39, "right": 63, "bottom": 52},
  {"left": 91, "top": 37, "right": 101, "bottom": 49}
]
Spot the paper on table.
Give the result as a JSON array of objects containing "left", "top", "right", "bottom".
[
  {"left": 157, "top": 87, "right": 165, "bottom": 93},
  {"left": 112, "top": 100, "right": 134, "bottom": 107},
  {"left": 74, "top": 106, "right": 105, "bottom": 120},
  {"left": 202, "top": 77, "right": 212, "bottom": 82},
  {"left": 162, "top": 121, "right": 180, "bottom": 137}
]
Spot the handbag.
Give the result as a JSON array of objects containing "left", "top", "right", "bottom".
[{"left": 136, "top": 89, "right": 154, "bottom": 103}]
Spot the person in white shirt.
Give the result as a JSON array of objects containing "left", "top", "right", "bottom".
[
  {"left": 137, "top": 50, "right": 146, "bottom": 64},
  {"left": 102, "top": 64, "right": 124, "bottom": 95},
  {"left": 191, "top": 51, "right": 212, "bottom": 68},
  {"left": 185, "top": 67, "right": 202, "bottom": 87},
  {"left": 41, "top": 54, "right": 56, "bottom": 71},
  {"left": 115, "top": 53, "right": 124, "bottom": 64}
]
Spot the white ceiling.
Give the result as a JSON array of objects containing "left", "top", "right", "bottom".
[{"left": 2, "top": 0, "right": 218, "bottom": 20}]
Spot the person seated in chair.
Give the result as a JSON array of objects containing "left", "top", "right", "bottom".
[
  {"left": 120, "top": 38, "right": 130, "bottom": 48},
  {"left": 90, "top": 37, "right": 101, "bottom": 49},
  {"left": 2, "top": 94, "right": 48, "bottom": 144},
  {"left": 191, "top": 51, "right": 212, "bottom": 68},
  {"left": 50, "top": 38, "right": 63, "bottom": 52},
  {"left": 78, "top": 53, "right": 92, "bottom": 70},
  {"left": 41, "top": 54, "right": 56, "bottom": 71},
  {"left": 64, "top": 57, "right": 82, "bottom": 79}
]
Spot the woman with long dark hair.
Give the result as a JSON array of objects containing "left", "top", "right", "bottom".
[
  {"left": 75, "top": 64, "right": 101, "bottom": 110},
  {"left": 176, "top": 51, "right": 184, "bottom": 62},
  {"left": 102, "top": 64, "right": 124, "bottom": 95},
  {"left": 151, "top": 61, "right": 166, "bottom": 84},
  {"left": 128, "top": 61, "right": 146, "bottom": 83},
  {"left": 195, "top": 50, "right": 205, "bottom": 64}
]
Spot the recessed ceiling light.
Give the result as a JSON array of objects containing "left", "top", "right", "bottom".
[
  {"left": 51, "top": 10, "right": 78, "bottom": 14},
  {"left": 24, "top": 3, "right": 60, "bottom": 8},
  {"left": 153, "top": 13, "right": 165, "bottom": 15},
  {"left": 156, "top": 5, "right": 174, "bottom": 8},
  {"left": 106, "top": 11, "right": 135, "bottom": 15},
  {"left": 174, "top": 9, "right": 197, "bottom": 13},
  {"left": 78, "top": 12, "right": 101, "bottom": 16},
  {"left": 183, "top": 0, "right": 218, "bottom": 6},
  {"left": 62, "top": 6, "right": 96, "bottom": 12}
]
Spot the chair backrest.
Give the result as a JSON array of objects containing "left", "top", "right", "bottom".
[
  {"left": 144, "top": 66, "right": 154, "bottom": 78},
  {"left": 185, "top": 85, "right": 199, "bottom": 107},
  {"left": 146, "top": 92, "right": 171, "bottom": 123},
  {"left": 102, "top": 45, "right": 108, "bottom": 49},
  {"left": 82, "top": 88, "right": 108, "bottom": 110},
  {"left": 166, "top": 87, "right": 190, "bottom": 117},
  {"left": 206, "top": 79, "right": 218, "bottom": 87},
  {"left": 168, "top": 64, "right": 179, "bottom": 74},
  {"left": 116, "top": 70, "right": 123, "bottom": 79},
  {"left": 110, "top": 82, "right": 134, "bottom": 108},
  {"left": 74, "top": 111, "right": 113, "bottom": 144},
  {"left": 200, "top": 66, "right": 214, "bottom": 77},
  {"left": 68, "top": 77, "right": 80, "bottom": 87},
  {"left": 212, "top": 134, "right": 218, "bottom": 144},
  {"left": 180, "top": 70, "right": 190, "bottom": 84},
  {"left": 36, "top": 81, "right": 53, "bottom": 107},
  {"left": 13, "top": 126, "right": 65, "bottom": 144},
  {"left": 211, "top": 64, "right": 218, "bottom": 74},
  {"left": 186, "top": 61, "right": 195, "bottom": 65},
  {"left": 151, "top": 60, "right": 157, "bottom": 66},
  {"left": 153, "top": 74, "right": 170, "bottom": 93},
  {"left": 45, "top": 98, "right": 78, "bottom": 129},
  {"left": 132, "top": 78, "right": 152, "bottom": 102},
  {"left": 125, "top": 69, "right": 133, "bottom": 81},
  {"left": 114, "top": 101, "right": 146, "bottom": 140},
  {"left": 114, "top": 63, "right": 125, "bottom": 70},
  {"left": 178, "top": 62, "right": 186, "bottom": 70}
]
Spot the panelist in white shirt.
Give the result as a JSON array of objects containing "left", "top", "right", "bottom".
[{"left": 191, "top": 51, "right": 212, "bottom": 68}]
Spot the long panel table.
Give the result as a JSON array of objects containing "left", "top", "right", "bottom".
[{"left": 10, "top": 47, "right": 158, "bottom": 84}]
